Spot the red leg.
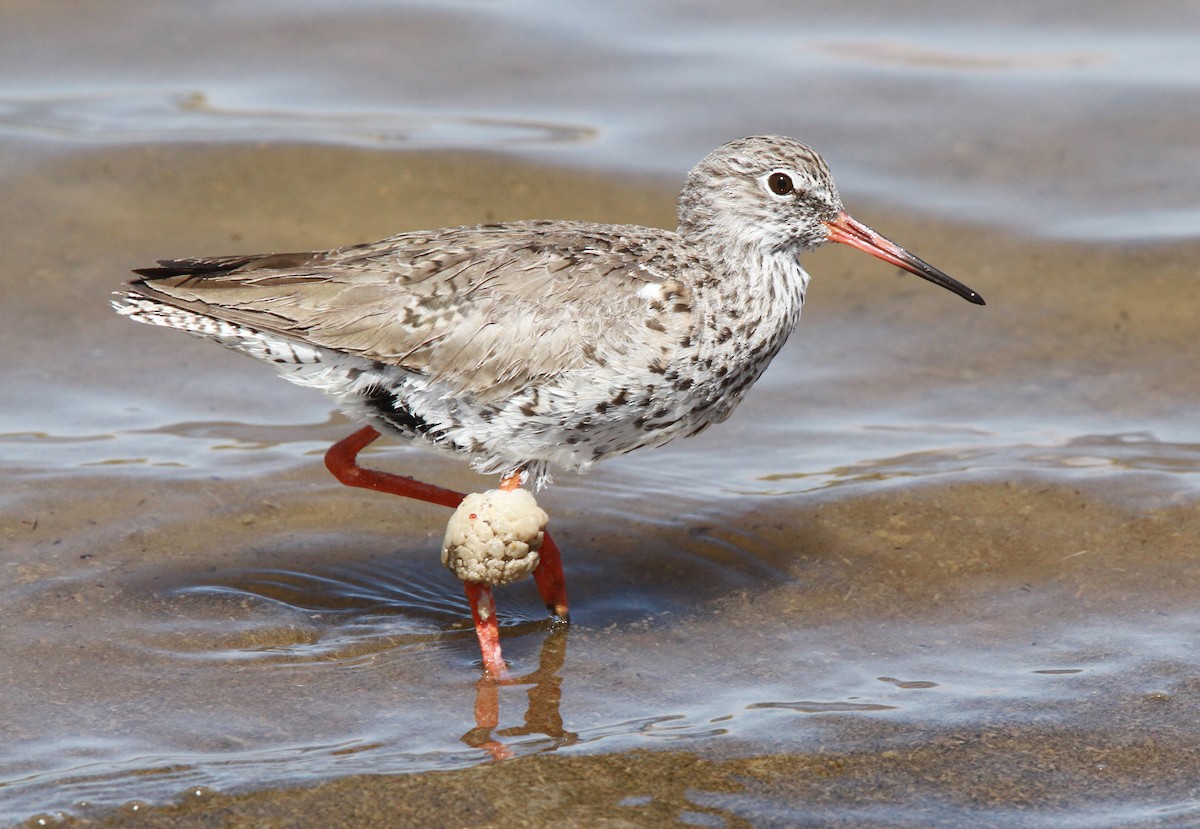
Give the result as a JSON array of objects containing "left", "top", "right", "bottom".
[
  {"left": 325, "top": 426, "right": 570, "bottom": 672},
  {"left": 325, "top": 425, "right": 465, "bottom": 508},
  {"left": 496, "top": 473, "right": 569, "bottom": 621},
  {"left": 533, "top": 534, "right": 570, "bottom": 621},
  {"left": 464, "top": 582, "right": 510, "bottom": 680}
]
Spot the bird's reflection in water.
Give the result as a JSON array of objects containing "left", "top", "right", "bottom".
[{"left": 462, "top": 623, "right": 577, "bottom": 761}]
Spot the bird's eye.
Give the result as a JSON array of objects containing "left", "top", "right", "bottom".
[{"left": 767, "top": 172, "right": 795, "bottom": 196}]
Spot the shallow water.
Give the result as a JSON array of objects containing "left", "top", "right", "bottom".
[{"left": 3, "top": 2, "right": 1200, "bottom": 826}]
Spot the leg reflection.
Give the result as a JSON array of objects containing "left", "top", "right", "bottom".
[{"left": 461, "top": 623, "right": 577, "bottom": 760}]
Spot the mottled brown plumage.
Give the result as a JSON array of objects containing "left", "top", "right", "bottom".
[{"left": 115, "top": 136, "right": 983, "bottom": 488}]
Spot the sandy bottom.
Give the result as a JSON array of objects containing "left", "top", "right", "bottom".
[{"left": 3, "top": 141, "right": 1200, "bottom": 827}]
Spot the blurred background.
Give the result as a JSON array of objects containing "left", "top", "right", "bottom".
[{"left": 4, "top": 0, "right": 1199, "bottom": 239}]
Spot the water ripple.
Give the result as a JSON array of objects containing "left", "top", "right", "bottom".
[
  {"left": 153, "top": 561, "right": 553, "bottom": 665},
  {"left": 753, "top": 431, "right": 1200, "bottom": 500},
  {"left": 0, "top": 89, "right": 595, "bottom": 149}
]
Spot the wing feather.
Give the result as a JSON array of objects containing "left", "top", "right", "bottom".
[{"left": 124, "top": 221, "right": 686, "bottom": 397}]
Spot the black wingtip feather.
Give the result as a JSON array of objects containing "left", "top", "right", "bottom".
[{"left": 131, "top": 252, "right": 322, "bottom": 281}]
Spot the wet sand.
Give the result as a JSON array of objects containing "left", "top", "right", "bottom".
[{"left": 4, "top": 139, "right": 1200, "bottom": 827}]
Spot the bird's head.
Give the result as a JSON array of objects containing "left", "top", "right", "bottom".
[{"left": 679, "top": 135, "right": 984, "bottom": 305}]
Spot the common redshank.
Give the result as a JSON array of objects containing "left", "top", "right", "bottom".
[{"left": 114, "top": 135, "right": 984, "bottom": 677}]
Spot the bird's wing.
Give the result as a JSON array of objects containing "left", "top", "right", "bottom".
[{"left": 125, "top": 221, "right": 690, "bottom": 397}]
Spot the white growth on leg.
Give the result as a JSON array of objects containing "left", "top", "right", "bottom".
[{"left": 441, "top": 489, "right": 549, "bottom": 586}]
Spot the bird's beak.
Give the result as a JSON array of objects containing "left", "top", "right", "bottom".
[{"left": 823, "top": 211, "right": 985, "bottom": 305}]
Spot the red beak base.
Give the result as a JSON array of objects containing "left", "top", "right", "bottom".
[{"left": 824, "top": 211, "right": 985, "bottom": 305}]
